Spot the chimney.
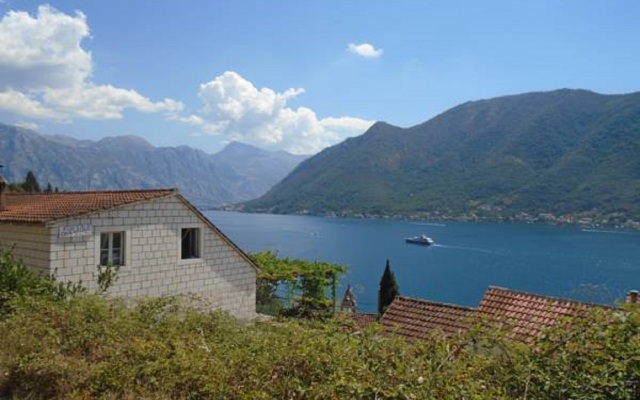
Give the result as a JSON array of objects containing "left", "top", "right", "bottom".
[{"left": 627, "top": 290, "right": 639, "bottom": 305}]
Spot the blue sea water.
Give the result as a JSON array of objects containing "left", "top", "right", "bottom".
[{"left": 206, "top": 211, "right": 640, "bottom": 312}]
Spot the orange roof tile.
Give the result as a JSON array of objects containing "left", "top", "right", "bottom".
[
  {"left": 350, "top": 312, "right": 378, "bottom": 328},
  {"left": 0, "top": 189, "right": 177, "bottom": 224},
  {"left": 477, "top": 286, "right": 600, "bottom": 343},
  {"left": 381, "top": 296, "right": 477, "bottom": 340}
]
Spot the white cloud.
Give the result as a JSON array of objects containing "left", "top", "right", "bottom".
[
  {"left": 0, "top": 5, "right": 183, "bottom": 121},
  {"left": 179, "top": 71, "right": 374, "bottom": 154},
  {"left": 348, "top": 42, "right": 383, "bottom": 58},
  {"left": 14, "top": 121, "right": 39, "bottom": 131}
]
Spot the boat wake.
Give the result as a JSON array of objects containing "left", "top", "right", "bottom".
[
  {"left": 433, "top": 244, "right": 496, "bottom": 254},
  {"left": 410, "top": 222, "right": 447, "bottom": 227},
  {"left": 582, "top": 229, "right": 637, "bottom": 235}
]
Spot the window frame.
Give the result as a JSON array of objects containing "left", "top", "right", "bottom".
[
  {"left": 94, "top": 227, "right": 130, "bottom": 269},
  {"left": 179, "top": 226, "right": 203, "bottom": 262}
]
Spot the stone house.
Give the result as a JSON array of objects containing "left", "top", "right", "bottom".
[{"left": 0, "top": 182, "right": 257, "bottom": 319}]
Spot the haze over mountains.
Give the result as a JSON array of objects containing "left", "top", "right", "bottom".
[
  {"left": 245, "top": 89, "right": 640, "bottom": 225},
  {"left": 0, "top": 123, "right": 307, "bottom": 207}
]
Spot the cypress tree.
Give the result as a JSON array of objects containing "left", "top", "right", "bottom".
[
  {"left": 22, "top": 171, "right": 41, "bottom": 193},
  {"left": 378, "top": 259, "right": 399, "bottom": 315}
]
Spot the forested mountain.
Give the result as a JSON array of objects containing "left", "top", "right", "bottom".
[
  {"left": 245, "top": 89, "right": 640, "bottom": 225},
  {"left": 0, "top": 124, "right": 307, "bottom": 207}
]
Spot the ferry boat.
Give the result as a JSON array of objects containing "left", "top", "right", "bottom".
[{"left": 405, "top": 234, "right": 435, "bottom": 245}]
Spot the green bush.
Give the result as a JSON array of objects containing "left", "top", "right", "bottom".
[
  {"left": 1, "top": 291, "right": 638, "bottom": 399},
  {"left": 0, "top": 249, "right": 84, "bottom": 315},
  {"left": 0, "top": 248, "right": 638, "bottom": 398}
]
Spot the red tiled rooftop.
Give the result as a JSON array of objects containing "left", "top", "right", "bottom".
[
  {"left": 381, "top": 296, "right": 477, "bottom": 340},
  {"left": 477, "top": 286, "right": 600, "bottom": 343},
  {"left": 350, "top": 312, "right": 378, "bottom": 328},
  {"left": 379, "top": 288, "right": 609, "bottom": 344},
  {"left": 0, "top": 189, "right": 177, "bottom": 224}
]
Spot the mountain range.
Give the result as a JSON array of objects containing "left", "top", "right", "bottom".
[
  {"left": 0, "top": 123, "right": 307, "bottom": 207},
  {"left": 244, "top": 89, "right": 640, "bottom": 225}
]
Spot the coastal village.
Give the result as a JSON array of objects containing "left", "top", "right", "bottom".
[
  {"left": 2, "top": 169, "right": 640, "bottom": 399},
  {"left": 1, "top": 172, "right": 638, "bottom": 336},
  {"left": 1, "top": 2, "right": 639, "bottom": 397}
]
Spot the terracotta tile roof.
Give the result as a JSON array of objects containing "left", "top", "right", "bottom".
[
  {"left": 0, "top": 189, "right": 177, "bottom": 224},
  {"left": 378, "top": 288, "right": 608, "bottom": 344},
  {"left": 381, "top": 296, "right": 477, "bottom": 340},
  {"left": 477, "top": 286, "right": 599, "bottom": 343},
  {"left": 350, "top": 312, "right": 378, "bottom": 328}
]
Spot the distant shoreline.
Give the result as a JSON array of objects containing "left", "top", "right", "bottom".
[{"left": 213, "top": 205, "right": 640, "bottom": 231}]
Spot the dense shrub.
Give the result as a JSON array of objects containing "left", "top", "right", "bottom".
[
  {"left": 1, "top": 293, "right": 638, "bottom": 399},
  {"left": 0, "top": 249, "right": 84, "bottom": 315},
  {"left": 0, "top": 249, "right": 638, "bottom": 398}
]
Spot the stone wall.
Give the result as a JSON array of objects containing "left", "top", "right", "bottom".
[
  {"left": 44, "top": 195, "right": 255, "bottom": 319},
  {"left": 0, "top": 224, "right": 50, "bottom": 276}
]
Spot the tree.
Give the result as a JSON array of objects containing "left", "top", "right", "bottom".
[
  {"left": 378, "top": 259, "right": 399, "bottom": 315},
  {"left": 44, "top": 183, "right": 53, "bottom": 193},
  {"left": 250, "top": 251, "right": 346, "bottom": 317},
  {"left": 22, "top": 171, "right": 41, "bottom": 193}
]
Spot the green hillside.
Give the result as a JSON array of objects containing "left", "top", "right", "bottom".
[{"left": 245, "top": 89, "right": 640, "bottom": 225}]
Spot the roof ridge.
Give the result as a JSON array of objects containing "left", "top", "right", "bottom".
[
  {"left": 1, "top": 188, "right": 180, "bottom": 224},
  {"left": 7, "top": 188, "right": 177, "bottom": 196},
  {"left": 485, "top": 286, "right": 611, "bottom": 309},
  {"left": 395, "top": 295, "right": 477, "bottom": 311}
]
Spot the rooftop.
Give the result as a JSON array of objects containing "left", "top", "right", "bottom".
[
  {"left": 378, "top": 287, "right": 606, "bottom": 343},
  {"left": 351, "top": 312, "right": 378, "bottom": 328},
  {"left": 0, "top": 189, "right": 177, "bottom": 224},
  {"left": 477, "top": 286, "right": 601, "bottom": 343},
  {"left": 381, "top": 296, "right": 477, "bottom": 340}
]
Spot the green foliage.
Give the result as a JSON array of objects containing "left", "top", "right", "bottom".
[
  {"left": 0, "top": 249, "right": 85, "bottom": 315},
  {"left": 6, "top": 182, "right": 24, "bottom": 193},
  {"left": 1, "top": 249, "right": 638, "bottom": 398},
  {"left": 250, "top": 251, "right": 346, "bottom": 317},
  {"left": 22, "top": 170, "right": 41, "bottom": 193},
  {"left": 96, "top": 263, "right": 119, "bottom": 293},
  {"left": 520, "top": 306, "right": 640, "bottom": 399},
  {"left": 0, "top": 290, "right": 638, "bottom": 399},
  {"left": 378, "top": 259, "right": 399, "bottom": 315}
]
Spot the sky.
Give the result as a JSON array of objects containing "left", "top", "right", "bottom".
[{"left": 1, "top": 1, "right": 639, "bottom": 155}]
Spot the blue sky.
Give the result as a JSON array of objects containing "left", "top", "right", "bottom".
[{"left": 1, "top": 1, "right": 639, "bottom": 154}]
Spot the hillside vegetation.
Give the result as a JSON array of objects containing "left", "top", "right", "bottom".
[
  {"left": 245, "top": 89, "right": 640, "bottom": 226},
  {"left": 1, "top": 250, "right": 639, "bottom": 399}
]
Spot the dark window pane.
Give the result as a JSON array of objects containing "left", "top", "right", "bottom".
[
  {"left": 112, "top": 232, "right": 121, "bottom": 248},
  {"left": 112, "top": 250, "right": 121, "bottom": 266},
  {"left": 100, "top": 233, "right": 109, "bottom": 251},
  {"left": 181, "top": 228, "right": 199, "bottom": 259}
]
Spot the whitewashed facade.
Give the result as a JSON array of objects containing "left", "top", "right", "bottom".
[{"left": 0, "top": 190, "right": 257, "bottom": 319}]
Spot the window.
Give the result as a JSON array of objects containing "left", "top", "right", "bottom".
[
  {"left": 181, "top": 228, "right": 200, "bottom": 259},
  {"left": 100, "top": 232, "right": 125, "bottom": 266}
]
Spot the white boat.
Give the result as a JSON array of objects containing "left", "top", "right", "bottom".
[{"left": 405, "top": 234, "right": 435, "bottom": 245}]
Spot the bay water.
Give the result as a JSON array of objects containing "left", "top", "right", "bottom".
[{"left": 206, "top": 211, "right": 640, "bottom": 312}]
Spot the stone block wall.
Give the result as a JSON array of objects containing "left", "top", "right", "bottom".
[
  {"left": 0, "top": 224, "right": 50, "bottom": 276},
  {"left": 45, "top": 195, "right": 256, "bottom": 319}
]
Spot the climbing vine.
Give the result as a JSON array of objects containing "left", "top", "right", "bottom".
[{"left": 250, "top": 251, "right": 347, "bottom": 317}]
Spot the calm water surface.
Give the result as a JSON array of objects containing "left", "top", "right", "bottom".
[{"left": 206, "top": 211, "right": 640, "bottom": 312}]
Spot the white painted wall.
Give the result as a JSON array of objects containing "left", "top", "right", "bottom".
[
  {"left": 1, "top": 195, "right": 256, "bottom": 319},
  {"left": 0, "top": 224, "right": 50, "bottom": 276}
]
